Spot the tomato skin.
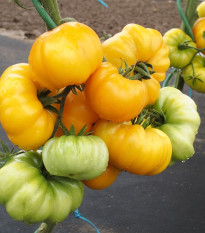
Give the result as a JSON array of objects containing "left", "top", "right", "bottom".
[
  {"left": 197, "top": 1, "right": 205, "bottom": 18},
  {"left": 42, "top": 135, "right": 109, "bottom": 180},
  {"left": 182, "top": 55, "right": 205, "bottom": 93},
  {"left": 57, "top": 90, "right": 99, "bottom": 136},
  {"left": 103, "top": 24, "right": 170, "bottom": 82},
  {"left": 0, "top": 151, "right": 84, "bottom": 224},
  {"left": 29, "top": 22, "right": 103, "bottom": 90},
  {"left": 85, "top": 62, "right": 159, "bottom": 122},
  {"left": 83, "top": 164, "right": 120, "bottom": 190},
  {"left": 163, "top": 28, "right": 196, "bottom": 68},
  {"left": 0, "top": 63, "right": 56, "bottom": 150},
  {"left": 142, "top": 77, "right": 160, "bottom": 106},
  {"left": 152, "top": 87, "right": 200, "bottom": 161},
  {"left": 193, "top": 17, "right": 205, "bottom": 54},
  {"left": 93, "top": 120, "right": 172, "bottom": 175}
]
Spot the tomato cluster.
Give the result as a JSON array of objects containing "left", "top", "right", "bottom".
[
  {"left": 163, "top": 1, "right": 205, "bottom": 93},
  {"left": 0, "top": 21, "right": 201, "bottom": 225}
]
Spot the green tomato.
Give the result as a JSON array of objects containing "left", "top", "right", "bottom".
[
  {"left": 0, "top": 151, "right": 84, "bottom": 224},
  {"left": 163, "top": 28, "right": 196, "bottom": 69},
  {"left": 182, "top": 55, "right": 205, "bottom": 93},
  {"left": 42, "top": 135, "right": 109, "bottom": 180},
  {"left": 152, "top": 87, "right": 200, "bottom": 162}
]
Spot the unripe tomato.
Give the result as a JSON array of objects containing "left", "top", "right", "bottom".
[
  {"left": 152, "top": 87, "right": 200, "bottom": 162},
  {"left": 0, "top": 151, "right": 84, "bottom": 224},
  {"left": 182, "top": 55, "right": 205, "bottom": 93},
  {"left": 29, "top": 22, "right": 103, "bottom": 90},
  {"left": 163, "top": 28, "right": 196, "bottom": 68},
  {"left": 42, "top": 135, "right": 109, "bottom": 180},
  {"left": 0, "top": 63, "right": 56, "bottom": 150}
]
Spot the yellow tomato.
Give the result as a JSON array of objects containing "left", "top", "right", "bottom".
[
  {"left": 93, "top": 120, "right": 172, "bottom": 175},
  {"left": 56, "top": 89, "right": 99, "bottom": 136},
  {"left": 83, "top": 164, "right": 120, "bottom": 190},
  {"left": 85, "top": 62, "right": 147, "bottom": 122},
  {"left": 142, "top": 77, "right": 160, "bottom": 106},
  {"left": 85, "top": 62, "right": 160, "bottom": 122},
  {"left": 193, "top": 17, "right": 205, "bottom": 54},
  {"left": 103, "top": 24, "right": 170, "bottom": 82},
  {"left": 0, "top": 63, "right": 56, "bottom": 150},
  {"left": 197, "top": 1, "right": 205, "bottom": 18},
  {"left": 29, "top": 22, "right": 103, "bottom": 91}
]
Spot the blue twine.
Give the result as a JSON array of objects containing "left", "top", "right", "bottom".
[
  {"left": 189, "top": 87, "right": 192, "bottom": 97},
  {"left": 97, "top": 0, "right": 108, "bottom": 7},
  {"left": 73, "top": 209, "right": 100, "bottom": 233}
]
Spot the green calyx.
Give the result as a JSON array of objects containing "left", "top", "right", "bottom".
[
  {"left": 118, "top": 60, "right": 154, "bottom": 81},
  {"left": 38, "top": 85, "right": 84, "bottom": 109},
  {"left": 185, "top": 74, "right": 203, "bottom": 86},
  {"left": 178, "top": 40, "right": 195, "bottom": 50},
  {"left": 60, "top": 124, "right": 93, "bottom": 137},
  {"left": 131, "top": 108, "right": 166, "bottom": 129},
  {"left": 0, "top": 139, "right": 23, "bottom": 168}
]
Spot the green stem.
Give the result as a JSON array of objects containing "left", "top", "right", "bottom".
[
  {"left": 162, "top": 68, "right": 177, "bottom": 87},
  {"left": 39, "top": 0, "right": 61, "bottom": 26},
  {"left": 180, "top": 0, "right": 198, "bottom": 37},
  {"left": 174, "top": 70, "right": 184, "bottom": 91},
  {"left": 34, "top": 222, "right": 56, "bottom": 233},
  {"left": 32, "top": 0, "right": 57, "bottom": 29},
  {"left": 51, "top": 86, "right": 72, "bottom": 138}
]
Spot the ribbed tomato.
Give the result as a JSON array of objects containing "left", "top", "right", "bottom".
[
  {"left": 42, "top": 135, "right": 109, "bottom": 180},
  {"left": 103, "top": 24, "right": 170, "bottom": 82},
  {"left": 0, "top": 63, "right": 56, "bottom": 150},
  {"left": 93, "top": 120, "right": 172, "bottom": 175},
  {"left": 85, "top": 62, "right": 160, "bottom": 122},
  {"left": 0, "top": 151, "right": 84, "bottom": 224},
  {"left": 29, "top": 22, "right": 103, "bottom": 90}
]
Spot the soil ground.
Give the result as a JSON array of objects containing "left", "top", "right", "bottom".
[{"left": 0, "top": 0, "right": 182, "bottom": 40}]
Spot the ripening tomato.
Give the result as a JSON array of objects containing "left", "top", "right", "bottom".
[
  {"left": 0, "top": 151, "right": 84, "bottom": 224},
  {"left": 163, "top": 28, "right": 196, "bottom": 68},
  {"left": 103, "top": 24, "right": 170, "bottom": 82},
  {"left": 93, "top": 120, "right": 172, "bottom": 175},
  {"left": 85, "top": 62, "right": 160, "bottom": 122},
  {"left": 193, "top": 17, "right": 205, "bottom": 54},
  {"left": 57, "top": 89, "right": 99, "bottom": 136},
  {"left": 0, "top": 63, "right": 56, "bottom": 150},
  {"left": 29, "top": 22, "right": 103, "bottom": 90},
  {"left": 83, "top": 164, "right": 120, "bottom": 190}
]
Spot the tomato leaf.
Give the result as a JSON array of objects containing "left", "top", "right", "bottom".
[
  {"left": 78, "top": 124, "right": 87, "bottom": 136},
  {"left": 10, "top": 0, "right": 30, "bottom": 10},
  {"left": 69, "top": 124, "right": 76, "bottom": 136},
  {"left": 0, "top": 139, "right": 10, "bottom": 153}
]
